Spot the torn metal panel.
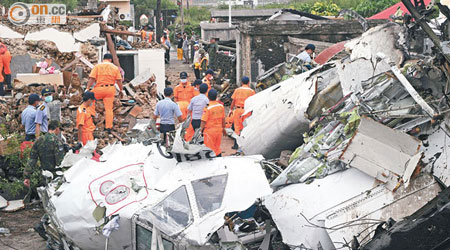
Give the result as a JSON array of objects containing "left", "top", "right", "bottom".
[
  {"left": 264, "top": 168, "right": 441, "bottom": 249},
  {"left": 42, "top": 142, "right": 271, "bottom": 250},
  {"left": 238, "top": 64, "right": 336, "bottom": 159},
  {"left": 339, "top": 23, "right": 407, "bottom": 96},
  {"left": 361, "top": 185, "right": 450, "bottom": 250},
  {"left": 340, "top": 117, "right": 423, "bottom": 188}
]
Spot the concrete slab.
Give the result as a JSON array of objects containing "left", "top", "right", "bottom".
[
  {"left": 24, "top": 28, "right": 80, "bottom": 53},
  {"left": 16, "top": 72, "right": 64, "bottom": 86},
  {"left": 0, "top": 194, "right": 7, "bottom": 209},
  {"left": 1, "top": 200, "right": 25, "bottom": 212},
  {"left": 73, "top": 23, "right": 100, "bottom": 42},
  {"left": 0, "top": 24, "right": 24, "bottom": 39}
]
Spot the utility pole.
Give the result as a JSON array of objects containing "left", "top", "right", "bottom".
[
  {"left": 156, "top": 0, "right": 162, "bottom": 42},
  {"left": 228, "top": 0, "right": 232, "bottom": 27},
  {"left": 180, "top": 0, "right": 185, "bottom": 33}
]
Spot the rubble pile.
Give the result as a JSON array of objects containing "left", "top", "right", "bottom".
[{"left": 0, "top": 74, "right": 158, "bottom": 149}]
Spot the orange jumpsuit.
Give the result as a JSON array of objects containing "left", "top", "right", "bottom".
[
  {"left": 231, "top": 84, "right": 255, "bottom": 135},
  {"left": 2, "top": 50, "right": 11, "bottom": 75},
  {"left": 201, "top": 101, "right": 225, "bottom": 156},
  {"left": 174, "top": 83, "right": 196, "bottom": 103},
  {"left": 177, "top": 101, "right": 189, "bottom": 120},
  {"left": 76, "top": 103, "right": 96, "bottom": 145},
  {"left": 202, "top": 77, "right": 212, "bottom": 93},
  {"left": 89, "top": 62, "right": 122, "bottom": 129}
]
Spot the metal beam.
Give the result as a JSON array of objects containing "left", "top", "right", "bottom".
[{"left": 401, "top": 0, "right": 450, "bottom": 64}]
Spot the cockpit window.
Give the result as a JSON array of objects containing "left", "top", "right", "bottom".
[
  {"left": 191, "top": 174, "right": 228, "bottom": 217},
  {"left": 150, "top": 185, "right": 193, "bottom": 236}
]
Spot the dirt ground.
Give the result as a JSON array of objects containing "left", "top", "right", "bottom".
[
  {"left": 0, "top": 203, "right": 46, "bottom": 250},
  {"left": 165, "top": 50, "right": 237, "bottom": 156},
  {"left": 0, "top": 49, "right": 237, "bottom": 250}
]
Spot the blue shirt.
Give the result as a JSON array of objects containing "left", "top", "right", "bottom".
[
  {"left": 188, "top": 94, "right": 209, "bottom": 120},
  {"left": 35, "top": 102, "right": 49, "bottom": 133},
  {"left": 296, "top": 50, "right": 312, "bottom": 63},
  {"left": 154, "top": 98, "right": 182, "bottom": 125},
  {"left": 21, "top": 105, "right": 37, "bottom": 135}
]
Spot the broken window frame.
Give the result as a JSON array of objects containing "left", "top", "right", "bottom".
[
  {"left": 149, "top": 185, "right": 194, "bottom": 237},
  {"left": 190, "top": 174, "right": 229, "bottom": 218},
  {"left": 132, "top": 214, "right": 176, "bottom": 250}
]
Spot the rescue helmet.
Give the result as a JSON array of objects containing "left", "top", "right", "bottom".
[
  {"left": 180, "top": 72, "right": 188, "bottom": 79},
  {"left": 28, "top": 94, "right": 40, "bottom": 105},
  {"left": 199, "top": 83, "right": 208, "bottom": 94},
  {"left": 305, "top": 44, "right": 315, "bottom": 52},
  {"left": 83, "top": 91, "right": 97, "bottom": 101},
  {"left": 241, "top": 76, "right": 250, "bottom": 84},
  {"left": 103, "top": 53, "right": 113, "bottom": 60},
  {"left": 208, "top": 89, "right": 217, "bottom": 100},
  {"left": 164, "top": 87, "right": 174, "bottom": 97}
]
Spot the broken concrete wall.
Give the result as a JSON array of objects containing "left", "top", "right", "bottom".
[{"left": 237, "top": 19, "right": 387, "bottom": 81}]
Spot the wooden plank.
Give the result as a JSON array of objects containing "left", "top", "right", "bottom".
[
  {"left": 101, "top": 28, "right": 140, "bottom": 37},
  {"left": 105, "top": 33, "right": 121, "bottom": 68}
]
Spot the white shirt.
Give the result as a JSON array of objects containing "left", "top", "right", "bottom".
[{"left": 296, "top": 50, "right": 312, "bottom": 63}]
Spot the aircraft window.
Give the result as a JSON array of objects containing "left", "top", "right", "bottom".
[
  {"left": 191, "top": 174, "right": 228, "bottom": 217},
  {"left": 151, "top": 185, "right": 193, "bottom": 236},
  {"left": 136, "top": 224, "right": 174, "bottom": 250}
]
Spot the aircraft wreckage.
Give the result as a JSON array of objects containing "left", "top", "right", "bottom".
[{"left": 37, "top": 12, "right": 450, "bottom": 250}]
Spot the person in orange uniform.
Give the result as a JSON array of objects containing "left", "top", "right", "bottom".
[
  {"left": 174, "top": 72, "right": 196, "bottom": 102},
  {"left": 202, "top": 69, "right": 214, "bottom": 93},
  {"left": 177, "top": 101, "right": 189, "bottom": 120},
  {"left": 76, "top": 92, "right": 97, "bottom": 145},
  {"left": 201, "top": 89, "right": 225, "bottom": 157},
  {"left": 0, "top": 43, "right": 6, "bottom": 96},
  {"left": 86, "top": 53, "right": 123, "bottom": 133},
  {"left": 1, "top": 43, "right": 11, "bottom": 90},
  {"left": 230, "top": 76, "right": 255, "bottom": 149},
  {"left": 192, "top": 79, "right": 202, "bottom": 96}
]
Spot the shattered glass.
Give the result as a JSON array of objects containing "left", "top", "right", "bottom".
[
  {"left": 136, "top": 224, "right": 174, "bottom": 250},
  {"left": 150, "top": 185, "right": 193, "bottom": 236},
  {"left": 192, "top": 174, "right": 228, "bottom": 217}
]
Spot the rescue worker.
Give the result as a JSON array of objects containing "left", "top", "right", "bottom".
[
  {"left": 177, "top": 100, "right": 189, "bottom": 121},
  {"left": 230, "top": 76, "right": 255, "bottom": 149},
  {"left": 192, "top": 44, "right": 201, "bottom": 79},
  {"left": 35, "top": 87, "right": 54, "bottom": 138},
  {"left": 174, "top": 72, "right": 196, "bottom": 103},
  {"left": 192, "top": 79, "right": 202, "bottom": 96},
  {"left": 23, "top": 120, "right": 65, "bottom": 188},
  {"left": 152, "top": 87, "right": 184, "bottom": 141},
  {"left": 199, "top": 49, "right": 209, "bottom": 77},
  {"left": 207, "top": 38, "right": 218, "bottom": 69},
  {"left": 201, "top": 89, "right": 225, "bottom": 157},
  {"left": 0, "top": 43, "right": 5, "bottom": 96},
  {"left": 185, "top": 83, "right": 209, "bottom": 141},
  {"left": 177, "top": 33, "right": 184, "bottom": 61},
  {"left": 86, "top": 53, "right": 123, "bottom": 133},
  {"left": 2, "top": 44, "right": 11, "bottom": 89},
  {"left": 76, "top": 92, "right": 96, "bottom": 145},
  {"left": 21, "top": 94, "right": 40, "bottom": 141},
  {"left": 202, "top": 69, "right": 214, "bottom": 92},
  {"left": 140, "top": 25, "right": 154, "bottom": 43},
  {"left": 296, "top": 44, "right": 315, "bottom": 64}
]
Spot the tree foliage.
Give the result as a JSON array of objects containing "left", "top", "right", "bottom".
[
  {"left": 258, "top": 0, "right": 401, "bottom": 17},
  {"left": 131, "top": 0, "right": 177, "bottom": 27}
]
